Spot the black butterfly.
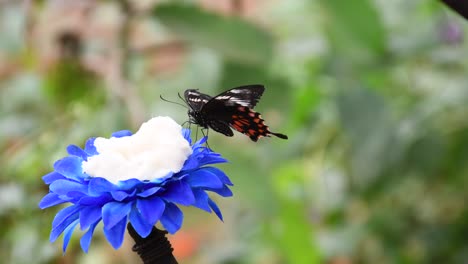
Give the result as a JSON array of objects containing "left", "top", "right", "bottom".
[{"left": 184, "top": 85, "right": 288, "bottom": 142}]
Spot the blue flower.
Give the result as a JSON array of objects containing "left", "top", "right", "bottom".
[{"left": 39, "top": 119, "right": 233, "bottom": 253}]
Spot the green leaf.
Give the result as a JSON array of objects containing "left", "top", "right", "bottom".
[
  {"left": 153, "top": 4, "right": 273, "bottom": 65},
  {"left": 290, "top": 84, "right": 321, "bottom": 130},
  {"left": 337, "top": 88, "right": 403, "bottom": 188},
  {"left": 321, "top": 0, "right": 386, "bottom": 62},
  {"left": 42, "top": 59, "right": 105, "bottom": 109},
  {"left": 219, "top": 60, "right": 291, "bottom": 109},
  {"left": 271, "top": 161, "right": 322, "bottom": 264}
]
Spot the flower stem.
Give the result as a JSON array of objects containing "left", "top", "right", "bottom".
[{"left": 127, "top": 224, "right": 178, "bottom": 264}]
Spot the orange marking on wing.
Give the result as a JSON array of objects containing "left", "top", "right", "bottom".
[
  {"left": 232, "top": 125, "right": 241, "bottom": 131},
  {"left": 248, "top": 129, "right": 256, "bottom": 135},
  {"left": 239, "top": 119, "right": 250, "bottom": 125},
  {"left": 233, "top": 121, "right": 243, "bottom": 127}
]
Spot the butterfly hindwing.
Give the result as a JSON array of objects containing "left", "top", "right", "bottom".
[
  {"left": 229, "top": 105, "right": 288, "bottom": 141},
  {"left": 207, "top": 120, "right": 234, "bottom": 137}
]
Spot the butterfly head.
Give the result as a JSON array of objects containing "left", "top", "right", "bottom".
[{"left": 184, "top": 89, "right": 211, "bottom": 127}]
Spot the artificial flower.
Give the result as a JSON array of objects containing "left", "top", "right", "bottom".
[{"left": 39, "top": 117, "right": 233, "bottom": 252}]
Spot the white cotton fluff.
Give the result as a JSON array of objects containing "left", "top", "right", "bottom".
[{"left": 82, "top": 116, "right": 192, "bottom": 184}]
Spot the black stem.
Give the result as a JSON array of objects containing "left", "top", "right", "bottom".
[{"left": 127, "top": 224, "right": 178, "bottom": 264}]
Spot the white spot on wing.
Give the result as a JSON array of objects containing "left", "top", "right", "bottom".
[
  {"left": 229, "top": 89, "right": 247, "bottom": 94},
  {"left": 231, "top": 99, "right": 249, "bottom": 106}
]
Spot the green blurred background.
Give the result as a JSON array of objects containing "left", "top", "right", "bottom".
[{"left": 1, "top": 0, "right": 467, "bottom": 263}]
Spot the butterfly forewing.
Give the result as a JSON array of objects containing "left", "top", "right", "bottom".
[
  {"left": 208, "top": 85, "right": 265, "bottom": 108},
  {"left": 184, "top": 89, "right": 212, "bottom": 111}
]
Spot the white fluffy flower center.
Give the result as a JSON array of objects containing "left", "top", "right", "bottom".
[{"left": 82, "top": 116, "right": 193, "bottom": 184}]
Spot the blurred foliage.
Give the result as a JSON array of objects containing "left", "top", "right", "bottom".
[
  {"left": 1, "top": 0, "right": 468, "bottom": 264},
  {"left": 154, "top": 4, "right": 273, "bottom": 66}
]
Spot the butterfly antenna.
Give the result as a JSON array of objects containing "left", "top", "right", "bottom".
[
  {"left": 177, "top": 92, "right": 186, "bottom": 104},
  {"left": 159, "top": 95, "right": 188, "bottom": 109}
]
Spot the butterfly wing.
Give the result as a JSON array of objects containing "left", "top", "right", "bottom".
[
  {"left": 184, "top": 89, "right": 212, "bottom": 111},
  {"left": 228, "top": 105, "right": 288, "bottom": 141},
  {"left": 203, "top": 100, "right": 287, "bottom": 141},
  {"left": 197, "top": 84, "right": 265, "bottom": 125},
  {"left": 208, "top": 85, "right": 265, "bottom": 109},
  {"left": 207, "top": 120, "right": 234, "bottom": 137}
]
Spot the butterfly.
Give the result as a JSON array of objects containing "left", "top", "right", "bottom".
[{"left": 184, "top": 85, "right": 288, "bottom": 142}]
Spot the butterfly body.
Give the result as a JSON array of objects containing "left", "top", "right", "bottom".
[{"left": 184, "top": 85, "right": 288, "bottom": 141}]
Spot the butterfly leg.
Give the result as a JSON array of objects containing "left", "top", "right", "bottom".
[{"left": 200, "top": 128, "right": 212, "bottom": 149}]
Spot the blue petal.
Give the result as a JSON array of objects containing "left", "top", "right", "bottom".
[
  {"left": 57, "top": 194, "right": 74, "bottom": 203},
  {"left": 182, "top": 158, "right": 199, "bottom": 171},
  {"left": 136, "top": 197, "right": 165, "bottom": 226},
  {"left": 137, "top": 186, "right": 161, "bottom": 198},
  {"left": 111, "top": 130, "right": 132, "bottom": 138},
  {"left": 104, "top": 216, "right": 127, "bottom": 249},
  {"left": 204, "top": 167, "right": 233, "bottom": 186},
  {"left": 149, "top": 173, "right": 174, "bottom": 184},
  {"left": 50, "top": 179, "right": 87, "bottom": 195},
  {"left": 39, "top": 193, "right": 66, "bottom": 209},
  {"left": 67, "top": 145, "right": 88, "bottom": 160},
  {"left": 129, "top": 208, "right": 153, "bottom": 238},
  {"left": 192, "top": 188, "right": 211, "bottom": 212},
  {"left": 198, "top": 155, "right": 228, "bottom": 166},
  {"left": 206, "top": 184, "right": 233, "bottom": 197},
  {"left": 161, "top": 180, "right": 195, "bottom": 206},
  {"left": 84, "top": 137, "right": 98, "bottom": 156},
  {"left": 43, "top": 171, "right": 65, "bottom": 184},
  {"left": 80, "top": 220, "right": 99, "bottom": 253},
  {"left": 62, "top": 192, "right": 84, "bottom": 204},
  {"left": 184, "top": 169, "right": 223, "bottom": 189},
  {"left": 102, "top": 202, "right": 132, "bottom": 230},
  {"left": 53, "top": 156, "right": 86, "bottom": 181},
  {"left": 195, "top": 136, "right": 207, "bottom": 146},
  {"left": 117, "top": 178, "right": 142, "bottom": 191},
  {"left": 52, "top": 205, "right": 81, "bottom": 231},
  {"left": 78, "top": 194, "right": 112, "bottom": 206},
  {"left": 111, "top": 190, "right": 130, "bottom": 201},
  {"left": 62, "top": 219, "right": 79, "bottom": 252},
  {"left": 88, "top": 177, "right": 117, "bottom": 195},
  {"left": 208, "top": 198, "right": 223, "bottom": 221},
  {"left": 160, "top": 203, "right": 183, "bottom": 234},
  {"left": 79, "top": 206, "right": 102, "bottom": 230},
  {"left": 50, "top": 206, "right": 81, "bottom": 242}
]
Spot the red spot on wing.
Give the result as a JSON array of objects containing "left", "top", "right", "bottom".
[{"left": 229, "top": 107, "right": 287, "bottom": 141}]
